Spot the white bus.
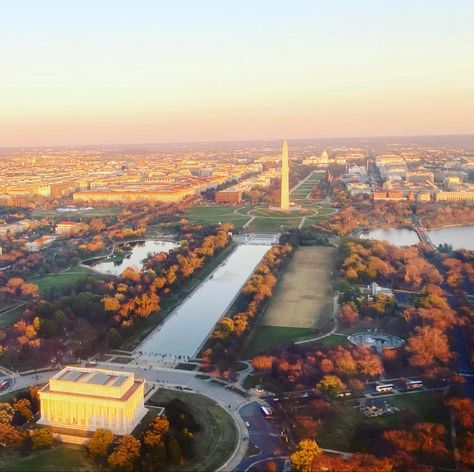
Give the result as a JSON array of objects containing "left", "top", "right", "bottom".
[
  {"left": 375, "top": 383, "right": 394, "bottom": 393},
  {"left": 405, "top": 380, "right": 424, "bottom": 390}
]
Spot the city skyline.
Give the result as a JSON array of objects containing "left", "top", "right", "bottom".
[{"left": 1, "top": 0, "right": 473, "bottom": 146}]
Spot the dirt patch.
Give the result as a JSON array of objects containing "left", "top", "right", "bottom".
[{"left": 262, "top": 246, "right": 336, "bottom": 328}]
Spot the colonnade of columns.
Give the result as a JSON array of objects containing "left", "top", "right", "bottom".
[{"left": 40, "top": 393, "right": 144, "bottom": 434}]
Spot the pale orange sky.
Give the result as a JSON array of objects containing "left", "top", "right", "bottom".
[{"left": 1, "top": 1, "right": 473, "bottom": 146}]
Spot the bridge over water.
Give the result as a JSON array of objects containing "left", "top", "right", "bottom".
[
  {"left": 232, "top": 233, "right": 280, "bottom": 245},
  {"left": 413, "top": 220, "right": 436, "bottom": 249}
]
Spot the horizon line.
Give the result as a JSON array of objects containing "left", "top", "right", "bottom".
[{"left": 1, "top": 132, "right": 474, "bottom": 150}]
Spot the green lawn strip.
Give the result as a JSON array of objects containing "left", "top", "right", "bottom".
[
  {"left": 243, "top": 325, "right": 315, "bottom": 358},
  {"left": 29, "top": 266, "right": 92, "bottom": 295},
  {"left": 0, "top": 305, "right": 24, "bottom": 329},
  {"left": 317, "top": 392, "right": 449, "bottom": 452},
  {"left": 316, "top": 333, "right": 349, "bottom": 346},
  {"left": 0, "top": 300, "right": 19, "bottom": 312},
  {"left": 0, "top": 445, "right": 98, "bottom": 472},
  {"left": 249, "top": 217, "right": 303, "bottom": 233},
  {"left": 147, "top": 390, "right": 238, "bottom": 472},
  {"left": 122, "top": 243, "right": 236, "bottom": 350},
  {"left": 187, "top": 216, "right": 249, "bottom": 228}
]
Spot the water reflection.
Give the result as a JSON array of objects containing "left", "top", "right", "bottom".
[
  {"left": 360, "top": 226, "right": 474, "bottom": 251},
  {"left": 89, "top": 240, "right": 179, "bottom": 275},
  {"left": 428, "top": 225, "right": 474, "bottom": 251},
  {"left": 360, "top": 228, "right": 420, "bottom": 246},
  {"left": 138, "top": 244, "right": 269, "bottom": 357}
]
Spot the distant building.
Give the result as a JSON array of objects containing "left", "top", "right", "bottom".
[
  {"left": 26, "top": 236, "right": 56, "bottom": 252},
  {"left": 37, "top": 366, "right": 147, "bottom": 444},
  {"left": 215, "top": 190, "right": 243, "bottom": 204},
  {"left": 55, "top": 221, "right": 81, "bottom": 235},
  {"left": 406, "top": 171, "right": 434, "bottom": 184},
  {"left": 73, "top": 186, "right": 196, "bottom": 203},
  {"left": 0, "top": 222, "right": 26, "bottom": 237},
  {"left": 373, "top": 191, "right": 405, "bottom": 201},
  {"left": 435, "top": 191, "right": 474, "bottom": 203},
  {"left": 368, "top": 282, "right": 394, "bottom": 298}
]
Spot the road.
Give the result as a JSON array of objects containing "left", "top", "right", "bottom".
[
  {"left": 453, "top": 326, "right": 474, "bottom": 401},
  {"left": 234, "top": 401, "right": 288, "bottom": 472},
  {"left": 1, "top": 362, "right": 255, "bottom": 471}
]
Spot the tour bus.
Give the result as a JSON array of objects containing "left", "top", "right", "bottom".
[
  {"left": 260, "top": 406, "right": 272, "bottom": 419},
  {"left": 405, "top": 380, "right": 424, "bottom": 390},
  {"left": 336, "top": 390, "right": 352, "bottom": 398},
  {"left": 375, "top": 383, "right": 394, "bottom": 393}
]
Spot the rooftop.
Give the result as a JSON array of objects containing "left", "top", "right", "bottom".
[{"left": 57, "top": 368, "right": 128, "bottom": 387}]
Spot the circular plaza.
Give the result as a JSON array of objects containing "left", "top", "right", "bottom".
[{"left": 348, "top": 332, "right": 405, "bottom": 353}]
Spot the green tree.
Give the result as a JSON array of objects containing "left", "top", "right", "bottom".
[
  {"left": 167, "top": 437, "right": 183, "bottom": 465},
  {"left": 106, "top": 328, "right": 123, "bottom": 349}
]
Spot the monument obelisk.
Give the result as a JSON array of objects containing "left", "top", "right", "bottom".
[{"left": 280, "top": 140, "right": 290, "bottom": 210}]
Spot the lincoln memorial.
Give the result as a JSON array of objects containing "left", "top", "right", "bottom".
[{"left": 37, "top": 366, "right": 146, "bottom": 443}]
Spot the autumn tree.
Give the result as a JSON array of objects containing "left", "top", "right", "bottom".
[
  {"left": 14, "top": 398, "right": 33, "bottom": 422},
  {"left": 459, "top": 432, "right": 474, "bottom": 466},
  {"left": 317, "top": 375, "right": 346, "bottom": 397},
  {"left": 383, "top": 422, "right": 447, "bottom": 459},
  {"left": 338, "top": 304, "right": 359, "bottom": 326},
  {"left": 353, "top": 346, "right": 384, "bottom": 379},
  {"left": 311, "top": 453, "right": 393, "bottom": 472},
  {"left": 143, "top": 416, "right": 170, "bottom": 448},
  {"left": 87, "top": 428, "right": 114, "bottom": 457},
  {"left": 0, "top": 423, "right": 24, "bottom": 448},
  {"left": 252, "top": 356, "right": 275, "bottom": 372},
  {"left": 31, "top": 427, "right": 54, "bottom": 449},
  {"left": 291, "top": 439, "right": 322, "bottom": 472},
  {"left": 108, "top": 435, "right": 141, "bottom": 472},
  {"left": 446, "top": 398, "right": 474, "bottom": 429},
  {"left": 406, "top": 326, "right": 451, "bottom": 373},
  {"left": 0, "top": 403, "right": 14, "bottom": 424}
]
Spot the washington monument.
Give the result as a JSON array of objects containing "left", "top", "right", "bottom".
[{"left": 280, "top": 140, "right": 290, "bottom": 210}]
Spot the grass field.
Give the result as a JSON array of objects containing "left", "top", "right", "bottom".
[
  {"left": 316, "top": 333, "right": 349, "bottom": 346},
  {"left": 262, "top": 247, "right": 336, "bottom": 329},
  {"left": 29, "top": 265, "right": 93, "bottom": 296},
  {"left": 184, "top": 205, "right": 252, "bottom": 228},
  {"left": 317, "top": 391, "right": 449, "bottom": 452},
  {"left": 31, "top": 207, "right": 121, "bottom": 220},
  {"left": 290, "top": 171, "right": 324, "bottom": 201},
  {"left": 183, "top": 171, "right": 333, "bottom": 233},
  {"left": 0, "top": 304, "right": 25, "bottom": 329},
  {"left": 148, "top": 390, "right": 238, "bottom": 472},
  {"left": 243, "top": 325, "right": 315, "bottom": 358},
  {"left": 0, "top": 446, "right": 97, "bottom": 472}
]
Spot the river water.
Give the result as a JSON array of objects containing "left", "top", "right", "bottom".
[
  {"left": 360, "top": 228, "right": 420, "bottom": 246},
  {"left": 361, "top": 225, "right": 474, "bottom": 251},
  {"left": 89, "top": 240, "right": 179, "bottom": 275},
  {"left": 137, "top": 244, "right": 270, "bottom": 357}
]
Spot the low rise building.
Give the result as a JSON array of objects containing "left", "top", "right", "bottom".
[
  {"left": 55, "top": 221, "right": 81, "bottom": 235},
  {"left": 37, "top": 366, "right": 147, "bottom": 444}
]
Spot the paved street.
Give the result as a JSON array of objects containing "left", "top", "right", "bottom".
[{"left": 234, "top": 402, "right": 288, "bottom": 472}]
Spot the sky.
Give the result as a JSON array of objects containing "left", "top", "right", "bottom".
[{"left": 1, "top": 0, "right": 473, "bottom": 146}]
